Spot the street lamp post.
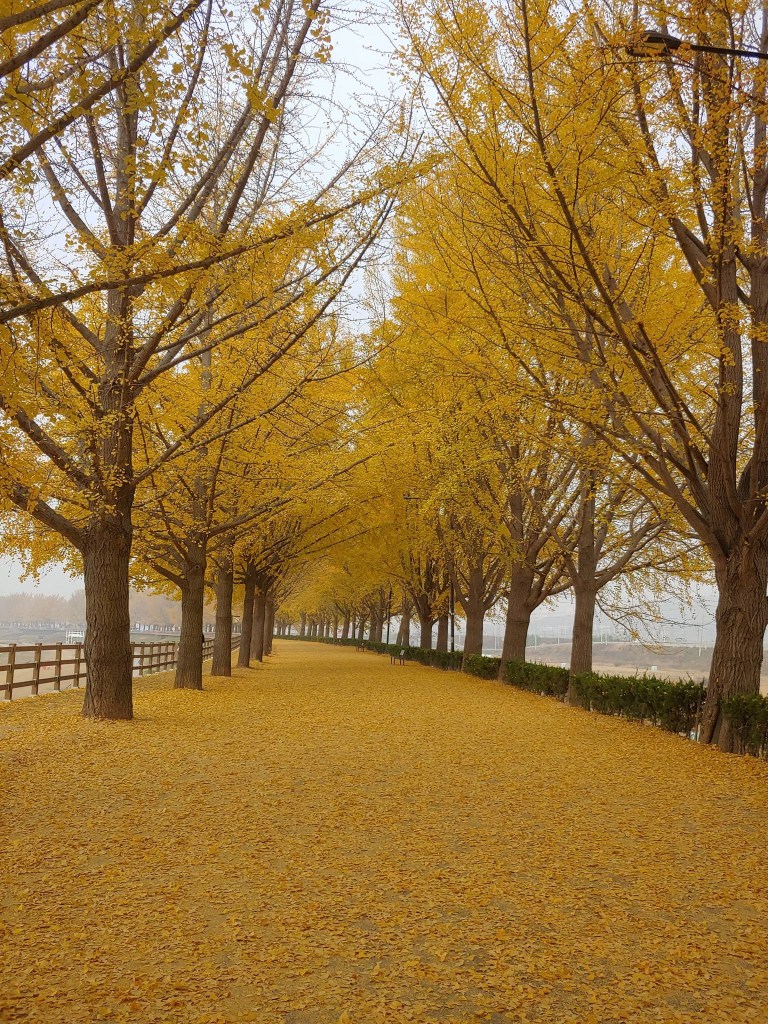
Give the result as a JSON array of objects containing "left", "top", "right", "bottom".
[{"left": 627, "top": 29, "right": 768, "bottom": 60}]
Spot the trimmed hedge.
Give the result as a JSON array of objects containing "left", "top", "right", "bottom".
[
  {"left": 569, "top": 672, "right": 705, "bottom": 736},
  {"left": 287, "top": 633, "right": 768, "bottom": 757},
  {"left": 462, "top": 654, "right": 501, "bottom": 679},
  {"left": 504, "top": 659, "right": 569, "bottom": 698},
  {"left": 721, "top": 693, "right": 768, "bottom": 757}
]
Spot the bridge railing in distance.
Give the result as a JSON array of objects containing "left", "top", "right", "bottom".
[{"left": 0, "top": 635, "right": 242, "bottom": 701}]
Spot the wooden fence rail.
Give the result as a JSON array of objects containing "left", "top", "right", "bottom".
[{"left": 0, "top": 635, "right": 242, "bottom": 701}]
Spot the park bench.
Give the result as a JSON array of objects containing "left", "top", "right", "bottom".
[
  {"left": 390, "top": 648, "right": 406, "bottom": 665},
  {"left": 355, "top": 640, "right": 366, "bottom": 651}
]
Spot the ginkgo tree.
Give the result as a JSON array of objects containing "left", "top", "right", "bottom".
[
  {"left": 395, "top": 0, "right": 758, "bottom": 750},
  {"left": 0, "top": 0, "right": 403, "bottom": 720}
]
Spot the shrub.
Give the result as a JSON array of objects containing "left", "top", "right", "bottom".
[
  {"left": 570, "top": 672, "right": 705, "bottom": 736},
  {"left": 405, "top": 645, "right": 433, "bottom": 666},
  {"left": 504, "top": 660, "right": 569, "bottom": 699},
  {"left": 462, "top": 654, "right": 501, "bottom": 679},
  {"left": 721, "top": 694, "right": 768, "bottom": 757},
  {"left": 430, "top": 649, "right": 463, "bottom": 671}
]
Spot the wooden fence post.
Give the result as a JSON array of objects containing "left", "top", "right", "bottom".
[
  {"left": 73, "top": 643, "right": 82, "bottom": 688},
  {"left": 3, "top": 644, "right": 15, "bottom": 700},
  {"left": 7, "top": 644, "right": 16, "bottom": 700},
  {"left": 54, "top": 644, "right": 62, "bottom": 691},
  {"left": 32, "top": 643, "right": 42, "bottom": 695}
]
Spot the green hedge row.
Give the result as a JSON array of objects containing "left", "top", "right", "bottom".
[
  {"left": 569, "top": 672, "right": 705, "bottom": 736},
  {"left": 502, "top": 659, "right": 705, "bottom": 737},
  {"left": 720, "top": 693, "right": 768, "bottom": 756},
  {"left": 504, "top": 659, "right": 570, "bottom": 698},
  {"left": 291, "top": 633, "right": 488, "bottom": 672},
  {"left": 462, "top": 654, "right": 501, "bottom": 678},
  {"left": 288, "top": 634, "right": 768, "bottom": 755}
]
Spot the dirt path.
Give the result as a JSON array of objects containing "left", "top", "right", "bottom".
[{"left": 2, "top": 641, "right": 767, "bottom": 1023}]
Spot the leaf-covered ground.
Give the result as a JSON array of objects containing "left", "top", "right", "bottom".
[{"left": 2, "top": 642, "right": 767, "bottom": 1024}]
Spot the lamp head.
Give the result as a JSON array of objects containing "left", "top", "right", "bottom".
[{"left": 626, "top": 29, "right": 682, "bottom": 57}]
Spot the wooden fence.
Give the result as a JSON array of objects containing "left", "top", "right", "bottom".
[{"left": 0, "top": 635, "right": 241, "bottom": 701}]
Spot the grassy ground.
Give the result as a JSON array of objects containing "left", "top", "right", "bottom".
[{"left": 2, "top": 641, "right": 767, "bottom": 1023}]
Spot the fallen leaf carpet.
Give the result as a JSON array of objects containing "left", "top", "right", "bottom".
[{"left": 2, "top": 640, "right": 767, "bottom": 1023}]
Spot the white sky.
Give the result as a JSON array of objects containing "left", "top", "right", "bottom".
[{"left": 0, "top": 555, "right": 82, "bottom": 596}]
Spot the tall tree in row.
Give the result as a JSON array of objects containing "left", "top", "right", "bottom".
[{"left": 0, "top": 0, "right": 400, "bottom": 718}]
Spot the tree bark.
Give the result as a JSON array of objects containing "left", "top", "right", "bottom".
[
  {"left": 81, "top": 511, "right": 134, "bottom": 720},
  {"left": 237, "top": 567, "right": 256, "bottom": 668},
  {"left": 436, "top": 614, "right": 448, "bottom": 652},
  {"left": 342, "top": 611, "right": 350, "bottom": 639},
  {"left": 500, "top": 567, "right": 535, "bottom": 671},
  {"left": 374, "top": 592, "right": 386, "bottom": 642},
  {"left": 264, "top": 596, "right": 275, "bottom": 654},
  {"left": 175, "top": 541, "right": 207, "bottom": 690},
  {"left": 568, "top": 482, "right": 598, "bottom": 688},
  {"left": 700, "top": 546, "right": 768, "bottom": 751},
  {"left": 357, "top": 616, "right": 366, "bottom": 643},
  {"left": 461, "top": 566, "right": 486, "bottom": 661},
  {"left": 418, "top": 615, "right": 434, "bottom": 650},
  {"left": 397, "top": 602, "right": 412, "bottom": 646},
  {"left": 300, "top": 611, "right": 306, "bottom": 637},
  {"left": 251, "top": 590, "right": 266, "bottom": 662},
  {"left": 569, "top": 582, "right": 597, "bottom": 677},
  {"left": 211, "top": 557, "right": 233, "bottom": 677}
]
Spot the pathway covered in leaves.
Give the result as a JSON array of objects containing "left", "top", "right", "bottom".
[{"left": 2, "top": 642, "right": 768, "bottom": 1024}]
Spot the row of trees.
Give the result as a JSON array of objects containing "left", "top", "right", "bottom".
[
  {"left": 282, "top": 0, "right": 768, "bottom": 753},
  {"left": 4, "top": 0, "right": 768, "bottom": 754},
  {"left": 0, "top": 1, "right": 411, "bottom": 716}
]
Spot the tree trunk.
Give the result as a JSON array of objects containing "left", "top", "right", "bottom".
[
  {"left": 436, "top": 614, "right": 448, "bottom": 652},
  {"left": 237, "top": 568, "right": 256, "bottom": 669},
  {"left": 264, "top": 596, "right": 275, "bottom": 654},
  {"left": 375, "top": 592, "right": 386, "bottom": 642},
  {"left": 397, "top": 602, "right": 412, "bottom": 646},
  {"left": 300, "top": 611, "right": 306, "bottom": 637},
  {"left": 357, "top": 616, "right": 366, "bottom": 642},
  {"left": 462, "top": 602, "right": 484, "bottom": 656},
  {"left": 700, "top": 547, "right": 768, "bottom": 751},
  {"left": 333, "top": 615, "right": 339, "bottom": 638},
  {"left": 461, "top": 567, "right": 486, "bottom": 662},
  {"left": 175, "top": 542, "right": 207, "bottom": 690},
  {"left": 211, "top": 557, "right": 233, "bottom": 677},
  {"left": 81, "top": 512, "right": 134, "bottom": 720},
  {"left": 499, "top": 567, "right": 535, "bottom": 673},
  {"left": 418, "top": 615, "right": 433, "bottom": 650},
  {"left": 342, "top": 612, "right": 350, "bottom": 639},
  {"left": 251, "top": 590, "right": 266, "bottom": 662},
  {"left": 569, "top": 582, "right": 597, "bottom": 678},
  {"left": 568, "top": 483, "right": 598, "bottom": 692}
]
